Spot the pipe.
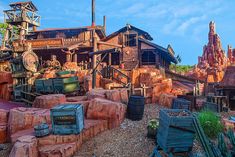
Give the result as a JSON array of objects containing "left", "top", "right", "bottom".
[
  {"left": 92, "top": 0, "right": 95, "bottom": 27},
  {"left": 103, "top": 16, "right": 106, "bottom": 34}
]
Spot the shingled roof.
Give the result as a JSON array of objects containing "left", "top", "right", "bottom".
[
  {"left": 139, "top": 38, "right": 178, "bottom": 64},
  {"left": 219, "top": 66, "right": 235, "bottom": 89},
  {"left": 104, "top": 24, "right": 153, "bottom": 41}
]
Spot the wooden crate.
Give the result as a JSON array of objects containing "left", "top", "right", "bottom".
[
  {"left": 157, "top": 109, "right": 195, "bottom": 153},
  {"left": 203, "top": 102, "right": 221, "bottom": 112},
  {"left": 51, "top": 104, "right": 84, "bottom": 135},
  {"left": 35, "top": 79, "right": 45, "bottom": 93},
  {"left": 172, "top": 98, "right": 191, "bottom": 110},
  {"left": 43, "top": 79, "right": 54, "bottom": 93},
  {"left": 53, "top": 77, "right": 79, "bottom": 93}
]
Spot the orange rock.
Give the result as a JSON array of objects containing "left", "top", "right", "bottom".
[
  {"left": 87, "top": 98, "right": 126, "bottom": 129},
  {"left": 86, "top": 89, "right": 107, "bottom": 100},
  {"left": 0, "top": 72, "right": 13, "bottom": 84},
  {"left": 105, "top": 90, "right": 121, "bottom": 102},
  {"left": 8, "top": 107, "right": 51, "bottom": 135},
  {"left": 159, "top": 93, "right": 176, "bottom": 108},
  {"left": 10, "top": 128, "right": 34, "bottom": 143},
  {"left": 84, "top": 75, "right": 92, "bottom": 92},
  {"left": 0, "top": 124, "right": 7, "bottom": 143},
  {"left": 104, "top": 82, "right": 123, "bottom": 89},
  {"left": 33, "top": 94, "right": 66, "bottom": 109},
  {"left": 39, "top": 142, "right": 77, "bottom": 157},
  {"left": 100, "top": 78, "right": 114, "bottom": 89},
  {"left": 66, "top": 96, "right": 88, "bottom": 102},
  {"left": 0, "top": 109, "right": 9, "bottom": 124},
  {"left": 9, "top": 135, "right": 38, "bottom": 157}
]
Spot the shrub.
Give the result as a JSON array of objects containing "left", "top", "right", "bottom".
[{"left": 198, "top": 110, "right": 224, "bottom": 138}]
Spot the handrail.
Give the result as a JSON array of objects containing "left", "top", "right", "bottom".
[{"left": 102, "top": 66, "right": 130, "bottom": 87}]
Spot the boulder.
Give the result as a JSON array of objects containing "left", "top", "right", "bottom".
[
  {"left": 10, "top": 128, "right": 35, "bottom": 143},
  {"left": 86, "top": 89, "right": 107, "bottom": 100},
  {"left": 159, "top": 94, "right": 176, "bottom": 108},
  {"left": 0, "top": 109, "right": 9, "bottom": 123},
  {"left": 84, "top": 75, "right": 92, "bottom": 92},
  {"left": 33, "top": 94, "right": 66, "bottom": 109},
  {"left": 0, "top": 124, "right": 7, "bottom": 143},
  {"left": 39, "top": 142, "right": 77, "bottom": 157},
  {"left": 0, "top": 72, "right": 13, "bottom": 84},
  {"left": 100, "top": 78, "right": 114, "bottom": 89},
  {"left": 37, "top": 119, "right": 108, "bottom": 148},
  {"left": 8, "top": 107, "right": 51, "bottom": 135},
  {"left": 66, "top": 96, "right": 88, "bottom": 102},
  {"left": 104, "top": 82, "right": 123, "bottom": 90},
  {"left": 87, "top": 98, "right": 126, "bottom": 129},
  {"left": 105, "top": 90, "right": 121, "bottom": 102},
  {"left": 119, "top": 89, "right": 129, "bottom": 104},
  {"left": 9, "top": 135, "right": 38, "bottom": 157}
]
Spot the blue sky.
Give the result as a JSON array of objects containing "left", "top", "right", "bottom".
[{"left": 1, "top": 0, "right": 235, "bottom": 65}]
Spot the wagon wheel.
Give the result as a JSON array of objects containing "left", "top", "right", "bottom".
[{"left": 22, "top": 50, "right": 39, "bottom": 72}]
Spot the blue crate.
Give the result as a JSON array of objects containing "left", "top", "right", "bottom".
[
  {"left": 35, "top": 79, "right": 45, "bottom": 93},
  {"left": 157, "top": 109, "right": 195, "bottom": 153},
  {"left": 172, "top": 98, "right": 191, "bottom": 110},
  {"left": 51, "top": 104, "right": 84, "bottom": 135},
  {"left": 43, "top": 79, "right": 54, "bottom": 93}
]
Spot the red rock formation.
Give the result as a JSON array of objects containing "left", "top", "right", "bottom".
[{"left": 189, "top": 21, "right": 229, "bottom": 82}]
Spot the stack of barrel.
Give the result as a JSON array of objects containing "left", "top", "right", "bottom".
[
  {"left": 127, "top": 96, "right": 145, "bottom": 121},
  {"left": 0, "top": 72, "right": 13, "bottom": 101}
]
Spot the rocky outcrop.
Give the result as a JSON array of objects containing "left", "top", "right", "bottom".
[
  {"left": 188, "top": 21, "right": 229, "bottom": 82},
  {"left": 33, "top": 94, "right": 66, "bottom": 109}
]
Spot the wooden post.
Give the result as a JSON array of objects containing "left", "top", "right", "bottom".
[
  {"left": 108, "top": 53, "right": 112, "bottom": 65},
  {"left": 73, "top": 53, "right": 78, "bottom": 63},
  {"left": 92, "top": 30, "right": 97, "bottom": 88},
  {"left": 103, "top": 16, "right": 106, "bottom": 34}
]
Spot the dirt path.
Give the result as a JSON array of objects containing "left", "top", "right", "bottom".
[{"left": 74, "top": 104, "right": 163, "bottom": 157}]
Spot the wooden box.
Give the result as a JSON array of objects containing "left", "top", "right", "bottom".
[
  {"left": 43, "top": 79, "right": 54, "bottom": 93},
  {"left": 53, "top": 76, "right": 79, "bottom": 93},
  {"left": 172, "top": 98, "right": 191, "bottom": 110},
  {"left": 51, "top": 104, "right": 84, "bottom": 135},
  {"left": 35, "top": 79, "right": 45, "bottom": 93},
  {"left": 157, "top": 109, "right": 195, "bottom": 153}
]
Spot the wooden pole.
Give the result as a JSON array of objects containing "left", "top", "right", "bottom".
[
  {"left": 92, "top": 30, "right": 97, "bottom": 88},
  {"left": 103, "top": 16, "right": 106, "bottom": 35}
]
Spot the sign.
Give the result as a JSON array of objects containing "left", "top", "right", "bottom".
[{"left": 26, "top": 38, "right": 63, "bottom": 48}]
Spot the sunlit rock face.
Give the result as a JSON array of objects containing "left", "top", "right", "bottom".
[{"left": 188, "top": 21, "right": 235, "bottom": 82}]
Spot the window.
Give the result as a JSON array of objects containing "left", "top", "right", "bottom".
[
  {"left": 125, "top": 34, "right": 137, "bottom": 47},
  {"left": 141, "top": 50, "right": 156, "bottom": 65}
]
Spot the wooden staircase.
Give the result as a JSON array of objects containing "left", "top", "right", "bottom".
[{"left": 101, "top": 66, "right": 131, "bottom": 88}]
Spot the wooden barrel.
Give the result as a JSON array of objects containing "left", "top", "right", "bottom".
[
  {"left": 127, "top": 95, "right": 145, "bottom": 121},
  {"left": 34, "top": 123, "right": 50, "bottom": 137}
]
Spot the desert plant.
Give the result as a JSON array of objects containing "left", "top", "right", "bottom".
[{"left": 198, "top": 110, "right": 224, "bottom": 138}]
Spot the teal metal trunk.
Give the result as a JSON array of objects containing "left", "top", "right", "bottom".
[
  {"left": 43, "top": 79, "right": 54, "bottom": 93},
  {"left": 35, "top": 79, "right": 45, "bottom": 93},
  {"left": 53, "top": 76, "right": 79, "bottom": 93},
  {"left": 157, "top": 109, "right": 195, "bottom": 153},
  {"left": 51, "top": 104, "right": 84, "bottom": 135}
]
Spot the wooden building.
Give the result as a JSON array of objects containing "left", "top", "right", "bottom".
[
  {"left": 99, "top": 24, "right": 177, "bottom": 70},
  {"left": 217, "top": 66, "right": 235, "bottom": 109}
]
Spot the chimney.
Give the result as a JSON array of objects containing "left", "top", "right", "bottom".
[
  {"left": 103, "top": 16, "right": 106, "bottom": 34},
  {"left": 92, "top": 0, "right": 95, "bottom": 27}
]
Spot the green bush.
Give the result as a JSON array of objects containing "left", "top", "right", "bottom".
[{"left": 198, "top": 110, "right": 224, "bottom": 138}]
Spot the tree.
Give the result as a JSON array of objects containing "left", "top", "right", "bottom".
[{"left": 0, "top": 23, "right": 8, "bottom": 45}]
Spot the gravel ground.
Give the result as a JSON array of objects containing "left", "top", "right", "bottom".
[
  {"left": 74, "top": 104, "right": 163, "bottom": 157},
  {"left": 0, "top": 104, "right": 204, "bottom": 157},
  {"left": 0, "top": 143, "right": 12, "bottom": 157}
]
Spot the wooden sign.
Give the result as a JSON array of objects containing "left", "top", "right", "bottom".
[{"left": 26, "top": 38, "right": 63, "bottom": 48}]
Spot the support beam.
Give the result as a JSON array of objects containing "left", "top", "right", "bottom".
[
  {"left": 97, "top": 41, "right": 123, "bottom": 48},
  {"left": 92, "top": 29, "right": 97, "bottom": 89},
  {"left": 89, "top": 48, "right": 119, "bottom": 56}
]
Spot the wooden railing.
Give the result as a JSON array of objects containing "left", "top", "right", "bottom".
[{"left": 102, "top": 66, "right": 131, "bottom": 87}]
